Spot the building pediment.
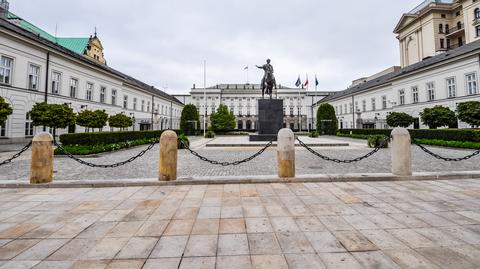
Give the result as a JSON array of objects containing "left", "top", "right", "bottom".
[{"left": 394, "top": 14, "right": 418, "bottom": 34}]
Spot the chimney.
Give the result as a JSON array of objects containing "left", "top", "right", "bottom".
[
  {"left": 193, "top": 84, "right": 196, "bottom": 89},
  {"left": 0, "top": 0, "right": 9, "bottom": 19}
]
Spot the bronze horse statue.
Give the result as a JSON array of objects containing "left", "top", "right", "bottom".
[{"left": 257, "top": 59, "right": 277, "bottom": 99}]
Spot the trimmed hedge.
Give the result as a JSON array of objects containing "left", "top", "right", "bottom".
[
  {"left": 60, "top": 130, "right": 184, "bottom": 146},
  {"left": 337, "top": 129, "right": 480, "bottom": 142}
]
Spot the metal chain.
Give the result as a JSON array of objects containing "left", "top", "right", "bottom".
[
  {"left": 54, "top": 140, "right": 158, "bottom": 168},
  {"left": 413, "top": 140, "right": 480, "bottom": 162},
  {"left": 0, "top": 141, "right": 32, "bottom": 166},
  {"left": 182, "top": 140, "right": 273, "bottom": 166},
  {"left": 297, "top": 137, "right": 385, "bottom": 163}
]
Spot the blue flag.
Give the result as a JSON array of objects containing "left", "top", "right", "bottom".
[
  {"left": 315, "top": 76, "right": 319, "bottom": 86},
  {"left": 295, "top": 76, "right": 302, "bottom": 87}
]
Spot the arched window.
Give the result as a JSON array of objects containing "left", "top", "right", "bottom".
[
  {"left": 445, "top": 24, "right": 450, "bottom": 34},
  {"left": 25, "top": 112, "right": 34, "bottom": 136},
  {"left": 439, "top": 24, "right": 443, "bottom": 33},
  {"left": 457, "top": 21, "right": 462, "bottom": 30},
  {"left": 475, "top": 8, "right": 480, "bottom": 19}
]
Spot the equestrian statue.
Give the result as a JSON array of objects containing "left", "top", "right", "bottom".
[{"left": 256, "top": 59, "right": 277, "bottom": 99}]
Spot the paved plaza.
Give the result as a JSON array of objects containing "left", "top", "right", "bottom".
[
  {"left": 0, "top": 180, "right": 479, "bottom": 268},
  {"left": 0, "top": 136, "right": 479, "bottom": 181}
]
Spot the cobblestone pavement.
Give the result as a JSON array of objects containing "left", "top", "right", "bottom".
[
  {"left": 0, "top": 180, "right": 479, "bottom": 268},
  {"left": 0, "top": 136, "right": 479, "bottom": 181}
]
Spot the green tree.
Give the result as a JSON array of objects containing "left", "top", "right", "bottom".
[
  {"left": 316, "top": 103, "right": 338, "bottom": 135},
  {"left": 386, "top": 112, "right": 414, "bottom": 128},
  {"left": 30, "top": 102, "right": 76, "bottom": 136},
  {"left": 76, "top": 110, "right": 109, "bottom": 132},
  {"left": 0, "top": 96, "right": 13, "bottom": 125},
  {"left": 420, "top": 105, "right": 457, "bottom": 129},
  {"left": 108, "top": 113, "right": 133, "bottom": 130},
  {"left": 180, "top": 104, "right": 200, "bottom": 135},
  {"left": 457, "top": 101, "right": 480, "bottom": 128},
  {"left": 210, "top": 104, "right": 235, "bottom": 132}
]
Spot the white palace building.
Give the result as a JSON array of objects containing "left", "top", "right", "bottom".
[
  {"left": 0, "top": 1, "right": 183, "bottom": 144},
  {"left": 317, "top": 0, "right": 480, "bottom": 129}
]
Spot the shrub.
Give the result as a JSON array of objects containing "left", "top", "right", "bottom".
[
  {"left": 180, "top": 104, "right": 200, "bottom": 135},
  {"left": 316, "top": 104, "right": 338, "bottom": 135},
  {"left": 309, "top": 131, "right": 319, "bottom": 138},
  {"left": 420, "top": 106, "right": 457, "bottom": 129},
  {"left": 109, "top": 114, "right": 133, "bottom": 129},
  {"left": 205, "top": 130, "right": 215, "bottom": 138},
  {"left": 337, "top": 128, "right": 480, "bottom": 142},
  {"left": 210, "top": 104, "right": 236, "bottom": 132},
  {"left": 31, "top": 102, "right": 76, "bottom": 136},
  {"left": 177, "top": 134, "right": 190, "bottom": 149},
  {"left": 386, "top": 112, "right": 414, "bottom": 128},
  {"left": 367, "top": 135, "right": 389, "bottom": 148},
  {"left": 55, "top": 138, "right": 155, "bottom": 155},
  {"left": 0, "top": 96, "right": 13, "bottom": 125},
  {"left": 457, "top": 101, "right": 480, "bottom": 128},
  {"left": 59, "top": 130, "right": 184, "bottom": 146},
  {"left": 76, "top": 110, "right": 109, "bottom": 131}
]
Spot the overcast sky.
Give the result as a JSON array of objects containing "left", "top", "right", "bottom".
[{"left": 11, "top": 0, "right": 420, "bottom": 94}]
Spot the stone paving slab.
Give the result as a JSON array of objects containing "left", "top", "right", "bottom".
[{"left": 0, "top": 179, "right": 479, "bottom": 268}]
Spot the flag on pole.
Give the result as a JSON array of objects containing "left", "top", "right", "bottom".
[
  {"left": 244, "top": 66, "right": 248, "bottom": 70},
  {"left": 304, "top": 75, "right": 309, "bottom": 87},
  {"left": 315, "top": 75, "right": 319, "bottom": 87},
  {"left": 295, "top": 76, "right": 302, "bottom": 87}
]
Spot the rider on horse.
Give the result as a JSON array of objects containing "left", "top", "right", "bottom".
[{"left": 256, "top": 59, "right": 277, "bottom": 98}]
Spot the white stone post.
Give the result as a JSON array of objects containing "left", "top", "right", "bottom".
[
  {"left": 277, "top": 128, "right": 295, "bottom": 178},
  {"left": 30, "top": 132, "right": 54, "bottom": 184},
  {"left": 391, "top": 127, "right": 412, "bottom": 176},
  {"left": 159, "top": 130, "right": 178, "bottom": 181}
]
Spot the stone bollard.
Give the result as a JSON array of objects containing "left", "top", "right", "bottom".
[
  {"left": 159, "top": 130, "right": 178, "bottom": 181},
  {"left": 391, "top": 127, "right": 412, "bottom": 177},
  {"left": 30, "top": 132, "right": 54, "bottom": 184},
  {"left": 277, "top": 128, "right": 295, "bottom": 178}
]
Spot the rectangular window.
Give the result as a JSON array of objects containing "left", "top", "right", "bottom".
[
  {"left": 0, "top": 56, "right": 13, "bottom": 85},
  {"left": 362, "top": 100, "right": 366, "bottom": 112},
  {"left": 399, "top": 89, "right": 405, "bottom": 105},
  {"left": 355, "top": 101, "right": 359, "bottom": 112},
  {"left": 0, "top": 122, "right": 6, "bottom": 137},
  {"left": 69, "top": 78, "right": 78, "bottom": 98},
  {"left": 344, "top": 104, "right": 347, "bottom": 114},
  {"left": 147, "top": 101, "right": 150, "bottom": 112},
  {"left": 382, "top": 96, "right": 387, "bottom": 109},
  {"left": 28, "top": 64, "right": 40, "bottom": 90},
  {"left": 290, "top": 107, "right": 294, "bottom": 116},
  {"left": 466, "top": 73, "right": 478, "bottom": 95},
  {"left": 133, "top": 97, "right": 137, "bottom": 110},
  {"left": 100, "top": 86, "right": 106, "bottom": 103},
  {"left": 141, "top": 100, "right": 145, "bottom": 111},
  {"left": 412, "top": 87, "right": 419, "bottom": 103},
  {"left": 51, "top": 71, "right": 61, "bottom": 94},
  {"left": 427, "top": 82, "right": 435, "bottom": 101},
  {"left": 446, "top": 77, "right": 456, "bottom": 98},
  {"left": 25, "top": 112, "right": 33, "bottom": 136},
  {"left": 86, "top": 82, "right": 94, "bottom": 101},
  {"left": 371, "top": 98, "right": 376, "bottom": 111},
  {"left": 123, "top": 95, "right": 128, "bottom": 109},
  {"left": 111, "top": 89, "right": 117, "bottom": 105},
  {"left": 349, "top": 103, "right": 353, "bottom": 114}
]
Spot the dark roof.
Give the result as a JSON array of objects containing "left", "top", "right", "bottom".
[
  {"left": 0, "top": 17, "right": 183, "bottom": 106},
  {"left": 321, "top": 39, "right": 480, "bottom": 103}
]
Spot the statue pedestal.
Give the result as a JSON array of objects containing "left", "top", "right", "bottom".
[{"left": 249, "top": 99, "right": 284, "bottom": 142}]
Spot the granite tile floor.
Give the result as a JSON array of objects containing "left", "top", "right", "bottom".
[{"left": 0, "top": 179, "right": 479, "bottom": 268}]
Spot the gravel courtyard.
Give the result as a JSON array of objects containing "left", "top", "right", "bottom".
[{"left": 0, "top": 136, "right": 479, "bottom": 181}]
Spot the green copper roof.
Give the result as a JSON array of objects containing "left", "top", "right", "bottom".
[{"left": 6, "top": 12, "right": 89, "bottom": 55}]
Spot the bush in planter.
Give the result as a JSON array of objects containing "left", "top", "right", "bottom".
[
  {"left": 177, "top": 134, "right": 190, "bottom": 149},
  {"left": 31, "top": 102, "right": 76, "bottom": 137},
  {"left": 367, "top": 135, "right": 389, "bottom": 148},
  {"left": 108, "top": 114, "right": 133, "bottom": 130},
  {"left": 386, "top": 112, "right": 414, "bottom": 128},
  {"left": 76, "top": 109, "right": 109, "bottom": 132},
  {"left": 210, "top": 104, "right": 236, "bottom": 132},
  {"left": 180, "top": 104, "right": 200, "bottom": 135},
  {"left": 420, "top": 106, "right": 457, "bottom": 129},
  {"left": 308, "top": 131, "right": 319, "bottom": 138},
  {"left": 205, "top": 130, "right": 215, "bottom": 138}
]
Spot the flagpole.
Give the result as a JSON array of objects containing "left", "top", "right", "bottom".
[
  {"left": 247, "top": 66, "right": 249, "bottom": 84},
  {"left": 203, "top": 60, "right": 207, "bottom": 138}
]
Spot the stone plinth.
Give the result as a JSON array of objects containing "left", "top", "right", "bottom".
[
  {"left": 249, "top": 99, "right": 283, "bottom": 142},
  {"left": 277, "top": 128, "right": 295, "bottom": 178},
  {"left": 391, "top": 127, "right": 412, "bottom": 176},
  {"left": 30, "top": 132, "right": 54, "bottom": 184},
  {"left": 159, "top": 130, "right": 178, "bottom": 181}
]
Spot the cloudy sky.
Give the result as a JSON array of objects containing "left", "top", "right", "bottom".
[{"left": 12, "top": 0, "right": 420, "bottom": 94}]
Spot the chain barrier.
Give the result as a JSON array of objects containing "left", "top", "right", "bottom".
[
  {"left": 54, "top": 140, "right": 158, "bottom": 168},
  {"left": 413, "top": 140, "right": 480, "bottom": 162},
  {"left": 297, "top": 137, "right": 385, "bottom": 163},
  {"left": 182, "top": 139, "right": 274, "bottom": 166},
  {"left": 0, "top": 141, "right": 32, "bottom": 166}
]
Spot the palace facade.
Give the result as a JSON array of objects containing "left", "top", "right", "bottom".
[{"left": 0, "top": 1, "right": 183, "bottom": 143}]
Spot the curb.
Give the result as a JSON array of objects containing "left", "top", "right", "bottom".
[{"left": 1, "top": 171, "right": 480, "bottom": 188}]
